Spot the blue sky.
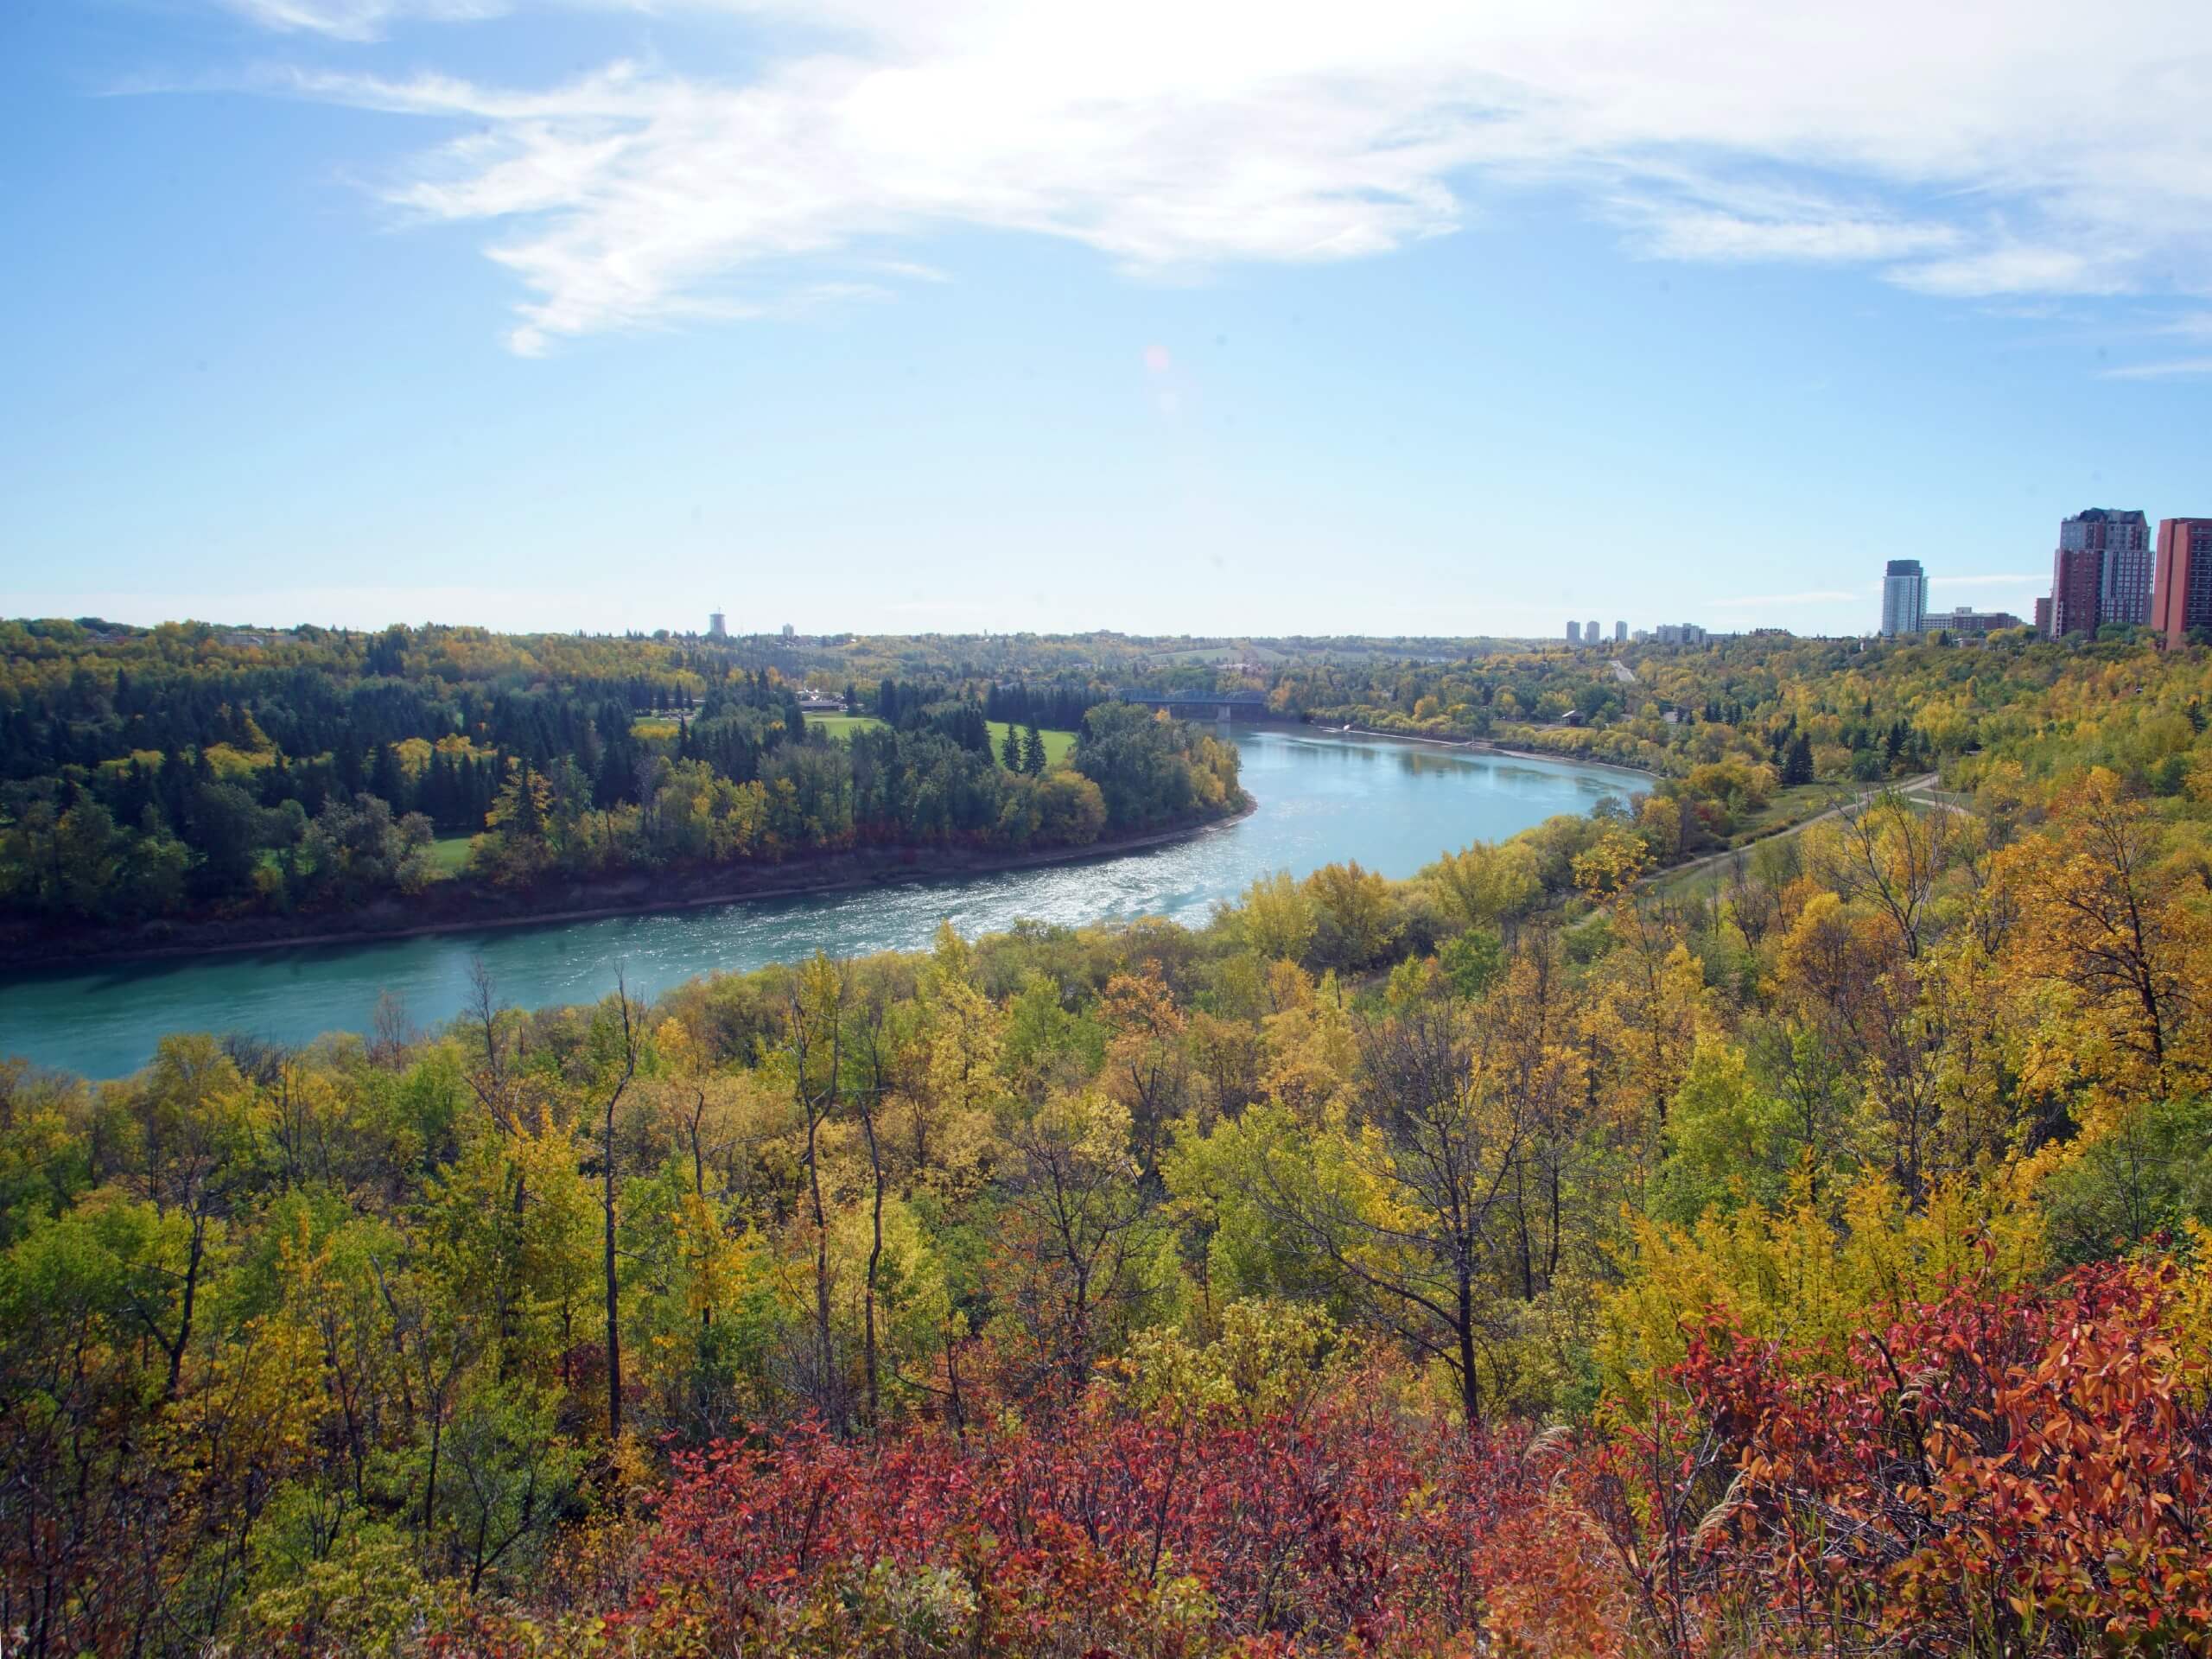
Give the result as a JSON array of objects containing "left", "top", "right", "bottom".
[{"left": 6, "top": 0, "right": 2212, "bottom": 639}]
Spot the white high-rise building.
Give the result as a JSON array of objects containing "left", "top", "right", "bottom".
[
  {"left": 1880, "top": 560, "right": 1927, "bottom": 637},
  {"left": 1565, "top": 620, "right": 1581, "bottom": 645},
  {"left": 1613, "top": 620, "right": 1626, "bottom": 643},
  {"left": 1586, "top": 619, "right": 1600, "bottom": 645}
]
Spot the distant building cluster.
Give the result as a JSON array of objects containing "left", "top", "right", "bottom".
[
  {"left": 1878, "top": 506, "right": 2212, "bottom": 647},
  {"left": 1566, "top": 618, "right": 1678, "bottom": 646},
  {"left": 1936, "top": 607, "right": 2020, "bottom": 638},
  {"left": 2029, "top": 509, "right": 2212, "bottom": 647},
  {"left": 1879, "top": 557, "right": 2023, "bottom": 641},
  {"left": 696, "top": 612, "right": 810, "bottom": 648}
]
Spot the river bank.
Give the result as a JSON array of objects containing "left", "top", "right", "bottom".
[
  {"left": 1326, "top": 723, "right": 1659, "bottom": 783},
  {"left": 0, "top": 731, "right": 1643, "bottom": 1078},
  {"left": 0, "top": 798, "right": 1257, "bottom": 976}
]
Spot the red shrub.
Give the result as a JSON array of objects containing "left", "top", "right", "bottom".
[
  {"left": 615, "top": 1369, "right": 1627, "bottom": 1656},
  {"left": 1670, "top": 1260, "right": 2212, "bottom": 1655}
]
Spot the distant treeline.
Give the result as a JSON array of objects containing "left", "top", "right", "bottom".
[
  {"left": 982, "top": 680, "right": 1098, "bottom": 731},
  {"left": 0, "top": 621, "right": 1243, "bottom": 932}
]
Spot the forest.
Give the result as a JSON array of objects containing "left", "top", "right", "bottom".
[
  {"left": 3, "top": 627, "right": 2212, "bottom": 1656},
  {"left": 0, "top": 621, "right": 1243, "bottom": 936}
]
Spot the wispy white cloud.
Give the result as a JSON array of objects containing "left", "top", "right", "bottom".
[
  {"left": 226, "top": 0, "right": 505, "bottom": 41},
  {"left": 228, "top": 0, "right": 2212, "bottom": 352},
  {"left": 1889, "top": 244, "right": 2136, "bottom": 299},
  {"left": 1632, "top": 209, "right": 1957, "bottom": 265},
  {"left": 2099, "top": 356, "right": 2212, "bottom": 380}
]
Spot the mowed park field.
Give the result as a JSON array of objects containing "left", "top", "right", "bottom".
[{"left": 807, "top": 714, "right": 1077, "bottom": 766}]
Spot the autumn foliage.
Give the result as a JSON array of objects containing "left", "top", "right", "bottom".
[
  {"left": 10, "top": 632, "right": 2212, "bottom": 1656},
  {"left": 444, "top": 1357, "right": 1630, "bottom": 1659},
  {"left": 1666, "top": 1258, "right": 2212, "bottom": 1655},
  {"left": 421, "top": 1257, "right": 2212, "bottom": 1659}
]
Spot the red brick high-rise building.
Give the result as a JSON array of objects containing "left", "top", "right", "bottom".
[
  {"left": 2050, "top": 508, "right": 2151, "bottom": 635},
  {"left": 2152, "top": 518, "right": 2212, "bottom": 648},
  {"left": 2052, "top": 546, "right": 2103, "bottom": 637}
]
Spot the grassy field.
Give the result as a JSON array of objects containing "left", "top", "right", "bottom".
[
  {"left": 806, "top": 713, "right": 1076, "bottom": 766},
  {"left": 988, "top": 721, "right": 1077, "bottom": 766},
  {"left": 427, "top": 835, "right": 474, "bottom": 879}
]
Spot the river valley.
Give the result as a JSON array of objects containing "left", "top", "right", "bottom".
[{"left": 0, "top": 730, "right": 1640, "bottom": 1077}]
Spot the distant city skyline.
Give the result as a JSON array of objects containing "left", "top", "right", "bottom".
[{"left": 12, "top": 3, "right": 2212, "bottom": 637}]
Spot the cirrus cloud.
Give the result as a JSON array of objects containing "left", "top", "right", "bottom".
[{"left": 238, "top": 0, "right": 2212, "bottom": 353}]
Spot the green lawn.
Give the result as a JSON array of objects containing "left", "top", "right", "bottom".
[
  {"left": 988, "top": 721, "right": 1077, "bottom": 766},
  {"left": 428, "top": 835, "right": 474, "bottom": 878},
  {"left": 806, "top": 713, "right": 1076, "bottom": 766}
]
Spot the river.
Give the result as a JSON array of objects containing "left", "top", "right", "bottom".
[{"left": 0, "top": 731, "right": 1640, "bottom": 1077}]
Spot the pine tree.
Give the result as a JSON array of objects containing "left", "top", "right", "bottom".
[
  {"left": 1001, "top": 723, "right": 1024, "bottom": 769},
  {"left": 1782, "top": 732, "right": 1815, "bottom": 786},
  {"left": 1022, "top": 724, "right": 1048, "bottom": 775},
  {"left": 369, "top": 741, "right": 407, "bottom": 810}
]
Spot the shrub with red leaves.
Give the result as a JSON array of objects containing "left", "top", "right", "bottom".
[
  {"left": 612, "top": 1367, "right": 1628, "bottom": 1657},
  {"left": 1669, "top": 1260, "right": 2212, "bottom": 1656}
]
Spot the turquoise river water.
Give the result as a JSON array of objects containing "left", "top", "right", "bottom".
[{"left": 0, "top": 730, "right": 1640, "bottom": 1077}]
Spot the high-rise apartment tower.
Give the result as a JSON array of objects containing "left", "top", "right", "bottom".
[
  {"left": 2153, "top": 518, "right": 2212, "bottom": 647},
  {"left": 1880, "top": 560, "right": 1927, "bottom": 637},
  {"left": 2052, "top": 509, "right": 2151, "bottom": 634}
]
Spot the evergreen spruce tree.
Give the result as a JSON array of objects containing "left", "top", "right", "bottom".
[
  {"left": 369, "top": 740, "right": 406, "bottom": 810},
  {"left": 1001, "top": 722, "right": 1023, "bottom": 769},
  {"left": 1783, "top": 732, "right": 1815, "bottom": 786},
  {"left": 1022, "top": 724, "right": 1048, "bottom": 775}
]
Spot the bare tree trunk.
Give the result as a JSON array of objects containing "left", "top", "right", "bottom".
[
  {"left": 689, "top": 1087, "right": 712, "bottom": 1336},
  {"left": 789, "top": 958, "right": 849, "bottom": 1427},
  {"left": 806, "top": 1111, "right": 835, "bottom": 1417},
  {"left": 165, "top": 1207, "right": 207, "bottom": 1400},
  {"left": 859, "top": 1094, "right": 885, "bottom": 1430},
  {"left": 601, "top": 972, "right": 639, "bottom": 1444},
  {"left": 1455, "top": 1251, "right": 1481, "bottom": 1427}
]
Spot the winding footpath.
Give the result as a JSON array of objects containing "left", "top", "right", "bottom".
[{"left": 1654, "top": 772, "right": 1953, "bottom": 888}]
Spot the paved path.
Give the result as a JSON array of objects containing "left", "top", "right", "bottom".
[
  {"left": 1610, "top": 659, "right": 1637, "bottom": 684},
  {"left": 1651, "top": 772, "right": 1944, "bottom": 889}
]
